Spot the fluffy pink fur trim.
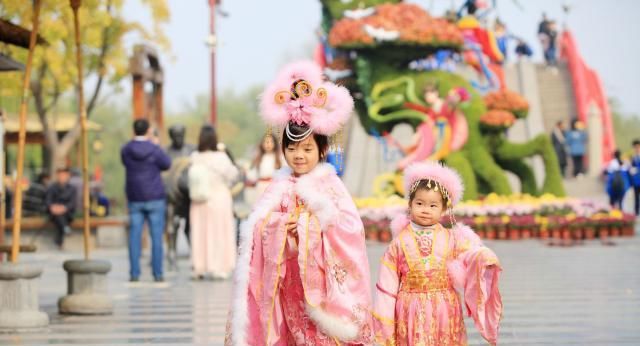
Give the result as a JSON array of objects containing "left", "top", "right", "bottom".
[
  {"left": 390, "top": 214, "right": 410, "bottom": 238},
  {"left": 306, "top": 304, "right": 359, "bottom": 342},
  {"left": 259, "top": 60, "right": 353, "bottom": 136},
  {"left": 309, "top": 82, "right": 354, "bottom": 136},
  {"left": 403, "top": 161, "right": 464, "bottom": 206},
  {"left": 295, "top": 163, "right": 339, "bottom": 229}
]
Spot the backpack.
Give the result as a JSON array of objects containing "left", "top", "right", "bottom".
[
  {"left": 610, "top": 170, "right": 625, "bottom": 195},
  {"left": 188, "top": 162, "right": 213, "bottom": 202}
]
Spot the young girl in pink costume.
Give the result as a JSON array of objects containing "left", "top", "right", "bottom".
[
  {"left": 373, "top": 162, "right": 502, "bottom": 346},
  {"left": 225, "top": 61, "right": 373, "bottom": 345}
]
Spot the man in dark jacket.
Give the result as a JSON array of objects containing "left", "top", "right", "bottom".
[
  {"left": 121, "top": 119, "right": 172, "bottom": 282},
  {"left": 551, "top": 120, "right": 568, "bottom": 177},
  {"left": 46, "top": 168, "right": 77, "bottom": 247}
]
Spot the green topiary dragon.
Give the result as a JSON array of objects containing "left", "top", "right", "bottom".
[{"left": 319, "top": 0, "right": 565, "bottom": 199}]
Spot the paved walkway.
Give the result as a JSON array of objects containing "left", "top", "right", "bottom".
[{"left": 1, "top": 234, "right": 639, "bottom": 345}]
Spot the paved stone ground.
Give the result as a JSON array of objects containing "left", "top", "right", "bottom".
[{"left": 1, "top": 233, "right": 639, "bottom": 345}]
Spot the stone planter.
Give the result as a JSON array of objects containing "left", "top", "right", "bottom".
[
  {"left": 58, "top": 259, "right": 113, "bottom": 315},
  {"left": 0, "top": 263, "right": 49, "bottom": 332}
]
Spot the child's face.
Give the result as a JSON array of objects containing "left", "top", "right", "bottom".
[
  {"left": 262, "top": 136, "right": 275, "bottom": 153},
  {"left": 409, "top": 188, "right": 445, "bottom": 227},
  {"left": 284, "top": 135, "right": 320, "bottom": 176},
  {"left": 634, "top": 144, "right": 640, "bottom": 154},
  {"left": 424, "top": 89, "right": 440, "bottom": 105}
]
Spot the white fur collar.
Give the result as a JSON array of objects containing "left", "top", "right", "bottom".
[{"left": 272, "top": 162, "right": 336, "bottom": 182}]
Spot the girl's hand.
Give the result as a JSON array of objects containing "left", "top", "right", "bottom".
[{"left": 285, "top": 218, "right": 298, "bottom": 239}]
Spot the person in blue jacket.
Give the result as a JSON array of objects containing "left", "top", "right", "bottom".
[
  {"left": 121, "top": 119, "right": 172, "bottom": 282},
  {"left": 565, "top": 119, "right": 588, "bottom": 177},
  {"left": 605, "top": 150, "right": 631, "bottom": 210},
  {"left": 629, "top": 139, "right": 640, "bottom": 215}
]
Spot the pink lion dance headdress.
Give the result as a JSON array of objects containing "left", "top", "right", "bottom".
[
  {"left": 404, "top": 161, "right": 464, "bottom": 207},
  {"left": 259, "top": 60, "right": 354, "bottom": 140}
]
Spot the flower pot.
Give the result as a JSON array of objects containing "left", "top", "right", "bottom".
[
  {"left": 539, "top": 229, "right": 549, "bottom": 240},
  {"left": 497, "top": 229, "right": 507, "bottom": 240},
  {"left": 610, "top": 227, "right": 621, "bottom": 237},
  {"left": 475, "top": 229, "right": 486, "bottom": 239},
  {"left": 622, "top": 226, "right": 635, "bottom": 237},
  {"left": 365, "top": 227, "right": 378, "bottom": 241},
  {"left": 584, "top": 228, "right": 596, "bottom": 240},
  {"left": 551, "top": 229, "right": 561, "bottom": 239},
  {"left": 572, "top": 229, "right": 584, "bottom": 240},
  {"left": 508, "top": 229, "right": 520, "bottom": 240},
  {"left": 599, "top": 228, "right": 610, "bottom": 240},
  {"left": 378, "top": 229, "right": 392, "bottom": 243},
  {"left": 485, "top": 229, "right": 496, "bottom": 239},
  {"left": 561, "top": 229, "right": 572, "bottom": 240},
  {"left": 521, "top": 229, "right": 532, "bottom": 239}
]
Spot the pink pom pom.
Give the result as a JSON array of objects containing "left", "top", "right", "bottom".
[
  {"left": 309, "top": 83, "right": 354, "bottom": 136},
  {"left": 259, "top": 60, "right": 353, "bottom": 137}
]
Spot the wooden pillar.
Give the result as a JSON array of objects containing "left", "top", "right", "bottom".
[
  {"left": 154, "top": 83, "right": 163, "bottom": 133},
  {"left": 132, "top": 77, "right": 146, "bottom": 120}
]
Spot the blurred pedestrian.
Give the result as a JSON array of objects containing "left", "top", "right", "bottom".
[
  {"left": 46, "top": 167, "right": 77, "bottom": 247},
  {"left": 565, "top": 119, "right": 588, "bottom": 177},
  {"left": 605, "top": 150, "right": 631, "bottom": 210},
  {"left": 121, "top": 119, "right": 171, "bottom": 282},
  {"left": 188, "top": 124, "right": 239, "bottom": 280}
]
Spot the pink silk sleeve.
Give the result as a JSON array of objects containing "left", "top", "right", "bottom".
[
  {"left": 372, "top": 242, "right": 400, "bottom": 345},
  {"left": 297, "top": 175, "right": 374, "bottom": 343},
  {"left": 453, "top": 225, "right": 503, "bottom": 345}
]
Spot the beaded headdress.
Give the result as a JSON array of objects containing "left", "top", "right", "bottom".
[{"left": 404, "top": 161, "right": 464, "bottom": 208}]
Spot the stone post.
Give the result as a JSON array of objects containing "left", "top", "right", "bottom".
[
  {"left": 58, "top": 259, "right": 113, "bottom": 315},
  {"left": 0, "top": 262, "right": 49, "bottom": 332}
]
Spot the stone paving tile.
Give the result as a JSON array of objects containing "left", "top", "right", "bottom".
[{"left": 1, "top": 233, "right": 639, "bottom": 345}]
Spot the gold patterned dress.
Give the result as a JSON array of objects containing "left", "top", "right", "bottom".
[{"left": 373, "top": 223, "right": 502, "bottom": 346}]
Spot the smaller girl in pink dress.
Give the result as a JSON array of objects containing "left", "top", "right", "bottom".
[{"left": 373, "top": 162, "right": 502, "bottom": 346}]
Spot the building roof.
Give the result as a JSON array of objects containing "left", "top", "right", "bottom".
[{"left": 0, "top": 18, "right": 48, "bottom": 48}]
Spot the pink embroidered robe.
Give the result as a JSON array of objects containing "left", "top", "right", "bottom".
[
  {"left": 373, "top": 223, "right": 502, "bottom": 346},
  {"left": 226, "top": 163, "right": 374, "bottom": 345}
]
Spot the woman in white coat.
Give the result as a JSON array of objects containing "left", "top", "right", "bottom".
[{"left": 188, "top": 124, "right": 239, "bottom": 279}]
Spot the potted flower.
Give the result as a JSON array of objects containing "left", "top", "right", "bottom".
[
  {"left": 520, "top": 214, "right": 535, "bottom": 239},
  {"left": 508, "top": 215, "right": 521, "bottom": 240},
  {"left": 496, "top": 215, "right": 509, "bottom": 240},
  {"left": 622, "top": 213, "right": 635, "bottom": 236},
  {"left": 571, "top": 216, "right": 585, "bottom": 241},
  {"left": 484, "top": 216, "right": 497, "bottom": 239},
  {"left": 584, "top": 217, "right": 596, "bottom": 240},
  {"left": 538, "top": 215, "right": 550, "bottom": 239},
  {"left": 549, "top": 216, "right": 562, "bottom": 240},
  {"left": 377, "top": 218, "right": 392, "bottom": 242},
  {"left": 473, "top": 216, "right": 486, "bottom": 238}
]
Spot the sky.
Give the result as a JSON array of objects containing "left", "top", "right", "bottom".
[{"left": 122, "top": 0, "right": 640, "bottom": 115}]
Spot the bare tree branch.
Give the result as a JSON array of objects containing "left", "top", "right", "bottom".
[{"left": 31, "top": 61, "right": 58, "bottom": 148}]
